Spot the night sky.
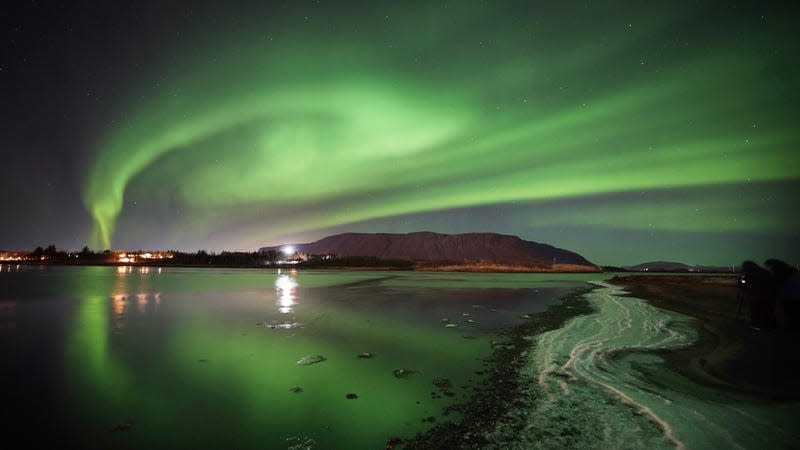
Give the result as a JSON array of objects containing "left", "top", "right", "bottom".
[{"left": 1, "top": 1, "right": 798, "bottom": 265}]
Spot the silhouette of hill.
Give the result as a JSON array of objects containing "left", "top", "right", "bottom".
[{"left": 260, "top": 231, "right": 598, "bottom": 271}]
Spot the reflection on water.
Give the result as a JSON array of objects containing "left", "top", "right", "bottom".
[
  {"left": 111, "top": 293, "right": 128, "bottom": 332},
  {"left": 111, "top": 266, "right": 163, "bottom": 332},
  {"left": 5, "top": 267, "right": 800, "bottom": 449},
  {"left": 0, "top": 263, "right": 23, "bottom": 272},
  {"left": 3, "top": 266, "right": 580, "bottom": 449},
  {"left": 115, "top": 266, "right": 162, "bottom": 275},
  {"left": 275, "top": 269, "right": 298, "bottom": 314}
]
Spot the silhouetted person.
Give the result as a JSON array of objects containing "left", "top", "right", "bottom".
[
  {"left": 740, "top": 260, "right": 775, "bottom": 330},
  {"left": 765, "top": 259, "right": 800, "bottom": 330}
]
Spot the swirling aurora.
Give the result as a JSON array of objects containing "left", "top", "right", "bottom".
[{"left": 77, "top": 1, "right": 798, "bottom": 264}]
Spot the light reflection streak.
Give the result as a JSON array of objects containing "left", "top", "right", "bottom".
[
  {"left": 136, "top": 293, "right": 148, "bottom": 313},
  {"left": 0, "top": 264, "right": 19, "bottom": 272},
  {"left": 112, "top": 266, "right": 162, "bottom": 323},
  {"left": 111, "top": 293, "right": 128, "bottom": 333},
  {"left": 115, "top": 266, "right": 162, "bottom": 275},
  {"left": 275, "top": 273, "right": 298, "bottom": 314},
  {"left": 112, "top": 267, "right": 129, "bottom": 332}
]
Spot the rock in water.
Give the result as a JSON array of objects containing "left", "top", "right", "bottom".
[
  {"left": 432, "top": 377, "right": 451, "bottom": 389},
  {"left": 393, "top": 368, "right": 417, "bottom": 378},
  {"left": 297, "top": 354, "right": 326, "bottom": 365}
]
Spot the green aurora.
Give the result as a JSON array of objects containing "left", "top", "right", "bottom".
[{"left": 82, "top": 1, "right": 799, "bottom": 264}]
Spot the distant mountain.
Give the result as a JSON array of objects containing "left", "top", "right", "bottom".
[
  {"left": 627, "top": 261, "right": 693, "bottom": 272},
  {"left": 260, "top": 231, "right": 598, "bottom": 270},
  {"left": 625, "top": 261, "right": 734, "bottom": 273}
]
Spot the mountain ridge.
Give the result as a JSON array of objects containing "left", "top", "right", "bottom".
[{"left": 260, "top": 231, "right": 598, "bottom": 270}]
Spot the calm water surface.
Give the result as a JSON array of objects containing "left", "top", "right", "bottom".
[{"left": 0, "top": 266, "right": 601, "bottom": 449}]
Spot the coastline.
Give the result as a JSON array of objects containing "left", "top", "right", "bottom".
[
  {"left": 402, "top": 274, "right": 800, "bottom": 449},
  {"left": 610, "top": 275, "right": 800, "bottom": 400},
  {"left": 401, "top": 285, "right": 598, "bottom": 448}
]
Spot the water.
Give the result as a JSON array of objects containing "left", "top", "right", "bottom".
[
  {"left": 0, "top": 266, "right": 590, "bottom": 449},
  {"left": 4, "top": 267, "right": 797, "bottom": 449}
]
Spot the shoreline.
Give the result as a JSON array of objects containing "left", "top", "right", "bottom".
[
  {"left": 609, "top": 275, "right": 800, "bottom": 400},
  {"left": 401, "top": 274, "right": 800, "bottom": 448},
  {"left": 5, "top": 260, "right": 737, "bottom": 274},
  {"left": 400, "top": 285, "right": 598, "bottom": 448},
  {"left": 6, "top": 261, "right": 596, "bottom": 273}
]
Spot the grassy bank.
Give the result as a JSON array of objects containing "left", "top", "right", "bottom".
[{"left": 610, "top": 275, "right": 800, "bottom": 400}]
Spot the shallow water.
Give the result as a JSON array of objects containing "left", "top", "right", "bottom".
[{"left": 0, "top": 266, "right": 588, "bottom": 449}]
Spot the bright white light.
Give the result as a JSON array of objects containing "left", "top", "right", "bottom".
[
  {"left": 275, "top": 274, "right": 298, "bottom": 313},
  {"left": 275, "top": 274, "right": 297, "bottom": 291},
  {"left": 282, "top": 245, "right": 295, "bottom": 256}
]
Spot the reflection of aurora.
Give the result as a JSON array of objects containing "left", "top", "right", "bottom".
[
  {"left": 66, "top": 270, "right": 131, "bottom": 413},
  {"left": 60, "top": 268, "right": 490, "bottom": 448},
  {"left": 67, "top": 267, "right": 163, "bottom": 400}
]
